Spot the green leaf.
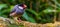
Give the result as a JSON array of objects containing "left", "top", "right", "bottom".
[
  {"left": 8, "top": 0, "right": 16, "bottom": 2},
  {"left": 26, "top": 9, "right": 38, "bottom": 16},
  {"left": 22, "top": 12, "right": 36, "bottom": 23},
  {"left": 0, "top": 5, "right": 14, "bottom": 17},
  {"left": 26, "top": 9, "right": 41, "bottom": 20},
  {"left": 0, "top": 4, "right": 7, "bottom": 10},
  {"left": 43, "top": 7, "right": 55, "bottom": 13},
  {"left": 0, "top": 4, "right": 7, "bottom": 16}
]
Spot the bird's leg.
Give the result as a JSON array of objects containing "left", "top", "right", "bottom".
[
  {"left": 13, "top": 17, "right": 19, "bottom": 23},
  {"left": 13, "top": 17, "right": 22, "bottom": 23},
  {"left": 13, "top": 17, "right": 22, "bottom": 25},
  {"left": 17, "top": 17, "right": 22, "bottom": 22}
]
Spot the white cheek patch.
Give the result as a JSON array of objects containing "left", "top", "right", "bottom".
[{"left": 19, "top": 6, "right": 23, "bottom": 9}]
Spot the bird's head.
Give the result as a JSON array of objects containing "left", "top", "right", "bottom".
[{"left": 18, "top": 3, "right": 27, "bottom": 9}]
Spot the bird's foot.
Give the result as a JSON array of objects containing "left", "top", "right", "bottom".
[
  {"left": 16, "top": 18, "right": 22, "bottom": 24},
  {"left": 17, "top": 19, "right": 22, "bottom": 22},
  {"left": 15, "top": 19, "right": 22, "bottom": 25}
]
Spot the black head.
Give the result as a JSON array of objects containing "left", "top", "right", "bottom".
[
  {"left": 18, "top": 3, "right": 25, "bottom": 7},
  {"left": 18, "top": 3, "right": 27, "bottom": 9}
]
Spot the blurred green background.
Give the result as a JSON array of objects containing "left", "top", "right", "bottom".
[{"left": 0, "top": 0, "right": 60, "bottom": 24}]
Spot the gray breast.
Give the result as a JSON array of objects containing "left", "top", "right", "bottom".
[
  {"left": 16, "top": 9, "right": 24, "bottom": 15},
  {"left": 15, "top": 5, "right": 24, "bottom": 15}
]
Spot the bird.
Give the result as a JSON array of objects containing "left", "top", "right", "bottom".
[{"left": 10, "top": 3, "right": 27, "bottom": 23}]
